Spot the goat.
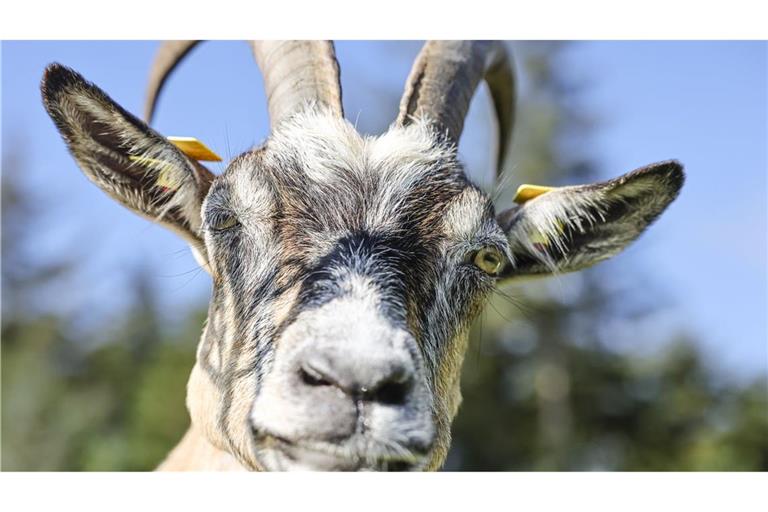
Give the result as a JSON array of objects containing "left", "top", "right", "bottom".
[{"left": 41, "top": 40, "right": 683, "bottom": 471}]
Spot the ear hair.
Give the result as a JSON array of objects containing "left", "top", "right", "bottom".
[
  {"left": 497, "top": 160, "right": 684, "bottom": 277},
  {"left": 41, "top": 63, "right": 214, "bottom": 254}
]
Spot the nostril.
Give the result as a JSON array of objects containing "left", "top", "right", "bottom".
[
  {"left": 296, "top": 349, "right": 416, "bottom": 405},
  {"left": 299, "top": 364, "right": 333, "bottom": 388},
  {"left": 371, "top": 376, "right": 412, "bottom": 406}
]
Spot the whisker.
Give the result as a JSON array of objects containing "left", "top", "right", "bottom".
[
  {"left": 475, "top": 308, "right": 485, "bottom": 366},
  {"left": 167, "top": 267, "right": 205, "bottom": 292},
  {"left": 224, "top": 124, "right": 232, "bottom": 162},
  {"left": 494, "top": 290, "right": 535, "bottom": 322},
  {"left": 488, "top": 299, "right": 515, "bottom": 323},
  {"left": 492, "top": 161, "right": 520, "bottom": 202},
  {"left": 157, "top": 266, "right": 207, "bottom": 279}
]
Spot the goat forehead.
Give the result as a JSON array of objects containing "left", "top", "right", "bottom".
[
  {"left": 222, "top": 112, "right": 489, "bottom": 232},
  {"left": 263, "top": 109, "right": 459, "bottom": 176}
]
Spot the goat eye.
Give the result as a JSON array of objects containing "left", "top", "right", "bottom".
[
  {"left": 209, "top": 212, "right": 239, "bottom": 231},
  {"left": 473, "top": 247, "right": 504, "bottom": 275}
]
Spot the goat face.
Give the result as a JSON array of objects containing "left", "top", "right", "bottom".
[
  {"left": 188, "top": 112, "right": 511, "bottom": 470},
  {"left": 41, "top": 41, "right": 683, "bottom": 471}
]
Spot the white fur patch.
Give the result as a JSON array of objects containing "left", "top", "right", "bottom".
[
  {"left": 264, "top": 110, "right": 457, "bottom": 232},
  {"left": 506, "top": 186, "right": 609, "bottom": 271},
  {"left": 442, "top": 188, "right": 489, "bottom": 240}
]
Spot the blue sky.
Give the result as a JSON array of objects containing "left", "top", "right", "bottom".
[{"left": 2, "top": 41, "right": 766, "bottom": 380}]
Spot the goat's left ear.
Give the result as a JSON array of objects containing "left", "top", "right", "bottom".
[
  {"left": 496, "top": 161, "right": 684, "bottom": 278},
  {"left": 41, "top": 63, "right": 213, "bottom": 259}
]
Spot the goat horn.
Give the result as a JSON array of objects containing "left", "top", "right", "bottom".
[
  {"left": 144, "top": 40, "right": 200, "bottom": 123},
  {"left": 397, "top": 41, "right": 515, "bottom": 176},
  {"left": 144, "top": 40, "right": 343, "bottom": 128},
  {"left": 250, "top": 41, "right": 343, "bottom": 127}
]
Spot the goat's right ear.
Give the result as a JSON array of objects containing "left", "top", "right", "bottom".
[{"left": 41, "top": 63, "right": 213, "bottom": 258}]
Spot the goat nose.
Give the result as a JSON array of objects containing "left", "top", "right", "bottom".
[{"left": 297, "top": 346, "right": 414, "bottom": 406}]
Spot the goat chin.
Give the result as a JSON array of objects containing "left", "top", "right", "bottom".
[
  {"left": 255, "top": 445, "right": 419, "bottom": 472},
  {"left": 158, "top": 427, "right": 427, "bottom": 471}
]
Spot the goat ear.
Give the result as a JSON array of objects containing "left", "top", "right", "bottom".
[
  {"left": 41, "top": 63, "right": 213, "bottom": 255},
  {"left": 496, "top": 161, "right": 684, "bottom": 278}
]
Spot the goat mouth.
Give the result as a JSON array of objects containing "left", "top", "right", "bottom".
[{"left": 254, "top": 433, "right": 428, "bottom": 472}]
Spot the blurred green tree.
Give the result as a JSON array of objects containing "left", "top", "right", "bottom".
[{"left": 2, "top": 148, "right": 197, "bottom": 470}]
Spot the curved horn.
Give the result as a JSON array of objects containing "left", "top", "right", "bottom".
[
  {"left": 144, "top": 40, "right": 343, "bottom": 129},
  {"left": 250, "top": 41, "right": 343, "bottom": 127},
  {"left": 397, "top": 41, "right": 515, "bottom": 175},
  {"left": 144, "top": 40, "right": 200, "bottom": 123}
]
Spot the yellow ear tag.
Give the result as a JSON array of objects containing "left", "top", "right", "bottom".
[
  {"left": 127, "top": 137, "right": 221, "bottom": 193},
  {"left": 513, "top": 184, "right": 556, "bottom": 205},
  {"left": 167, "top": 136, "right": 222, "bottom": 162}
]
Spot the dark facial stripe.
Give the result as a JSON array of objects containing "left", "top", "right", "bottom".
[{"left": 288, "top": 231, "right": 438, "bottom": 327}]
